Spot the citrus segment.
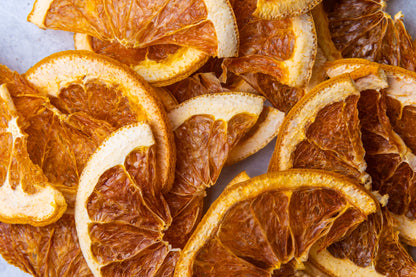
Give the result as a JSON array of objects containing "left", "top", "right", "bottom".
[
  {"left": 174, "top": 170, "right": 377, "bottom": 276},
  {"left": 254, "top": 0, "right": 323, "bottom": 20},
  {"left": 322, "top": 0, "right": 416, "bottom": 71},
  {"left": 76, "top": 123, "right": 171, "bottom": 277},
  {"left": 0, "top": 84, "right": 66, "bottom": 226},
  {"left": 164, "top": 92, "right": 264, "bottom": 248},
  {"left": 268, "top": 74, "right": 371, "bottom": 186}
]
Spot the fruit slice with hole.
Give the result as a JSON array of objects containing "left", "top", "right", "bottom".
[
  {"left": 29, "top": 0, "right": 239, "bottom": 86},
  {"left": 174, "top": 169, "right": 377, "bottom": 276},
  {"left": 268, "top": 72, "right": 379, "bottom": 187},
  {"left": 326, "top": 59, "right": 416, "bottom": 246},
  {"left": 164, "top": 92, "right": 265, "bottom": 248},
  {"left": 321, "top": 0, "right": 416, "bottom": 71},
  {"left": 76, "top": 122, "right": 175, "bottom": 277},
  {"left": 254, "top": 0, "right": 323, "bottom": 20},
  {"left": 0, "top": 84, "right": 66, "bottom": 226}
]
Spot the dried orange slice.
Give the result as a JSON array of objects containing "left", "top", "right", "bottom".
[
  {"left": 268, "top": 73, "right": 377, "bottom": 186},
  {"left": 174, "top": 169, "right": 377, "bottom": 276},
  {"left": 321, "top": 0, "right": 416, "bottom": 71},
  {"left": 222, "top": 0, "right": 317, "bottom": 113},
  {"left": 308, "top": 209, "right": 416, "bottom": 276},
  {"left": 76, "top": 122, "right": 174, "bottom": 276},
  {"left": 0, "top": 51, "right": 173, "bottom": 276},
  {"left": 254, "top": 0, "right": 323, "bottom": 19},
  {"left": 164, "top": 92, "right": 265, "bottom": 248},
  {"left": 325, "top": 59, "right": 416, "bottom": 246},
  {"left": 163, "top": 73, "right": 284, "bottom": 165},
  {"left": 24, "top": 50, "right": 174, "bottom": 207},
  {"left": 29, "top": 0, "right": 238, "bottom": 86},
  {"left": 0, "top": 84, "right": 66, "bottom": 226}
]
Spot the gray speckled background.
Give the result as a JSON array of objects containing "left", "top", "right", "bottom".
[{"left": 0, "top": 0, "right": 415, "bottom": 276}]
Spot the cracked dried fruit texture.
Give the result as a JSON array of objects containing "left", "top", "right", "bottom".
[
  {"left": 309, "top": 210, "right": 416, "bottom": 276},
  {"left": 255, "top": 0, "right": 323, "bottom": 20},
  {"left": 32, "top": 0, "right": 239, "bottom": 86},
  {"left": 269, "top": 74, "right": 370, "bottom": 186},
  {"left": 326, "top": 59, "right": 416, "bottom": 245},
  {"left": 0, "top": 80, "right": 65, "bottom": 226},
  {"left": 76, "top": 123, "right": 174, "bottom": 277},
  {"left": 164, "top": 93, "right": 265, "bottom": 248},
  {"left": 0, "top": 51, "right": 173, "bottom": 276},
  {"left": 164, "top": 73, "right": 285, "bottom": 165},
  {"left": 222, "top": 0, "right": 316, "bottom": 113},
  {"left": 174, "top": 170, "right": 377, "bottom": 277},
  {"left": 321, "top": 0, "right": 416, "bottom": 71}
]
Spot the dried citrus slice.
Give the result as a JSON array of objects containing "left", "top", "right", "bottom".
[
  {"left": 268, "top": 73, "right": 379, "bottom": 186},
  {"left": 174, "top": 169, "right": 377, "bottom": 276},
  {"left": 222, "top": 0, "right": 316, "bottom": 112},
  {"left": 0, "top": 84, "right": 66, "bottom": 226},
  {"left": 76, "top": 122, "right": 175, "bottom": 276},
  {"left": 24, "top": 50, "right": 174, "bottom": 206},
  {"left": 308, "top": 209, "right": 416, "bottom": 276},
  {"left": 321, "top": 0, "right": 416, "bottom": 71},
  {"left": 29, "top": 0, "right": 238, "bottom": 86},
  {"left": 254, "top": 0, "right": 323, "bottom": 19},
  {"left": 326, "top": 59, "right": 416, "bottom": 246},
  {"left": 164, "top": 92, "right": 265, "bottom": 248},
  {"left": 164, "top": 73, "right": 284, "bottom": 165}
]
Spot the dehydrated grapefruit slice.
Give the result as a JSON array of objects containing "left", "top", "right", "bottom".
[
  {"left": 174, "top": 170, "right": 377, "bottom": 276},
  {"left": 326, "top": 59, "right": 416, "bottom": 246},
  {"left": 164, "top": 92, "right": 265, "bottom": 248},
  {"left": 254, "top": 0, "right": 323, "bottom": 20},
  {"left": 24, "top": 50, "right": 174, "bottom": 207},
  {"left": 29, "top": 0, "right": 239, "bottom": 86},
  {"left": 268, "top": 73, "right": 376, "bottom": 186},
  {"left": 321, "top": 0, "right": 416, "bottom": 71},
  {"left": 0, "top": 84, "right": 66, "bottom": 226},
  {"left": 76, "top": 122, "right": 174, "bottom": 277}
]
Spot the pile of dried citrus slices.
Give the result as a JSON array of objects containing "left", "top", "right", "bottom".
[{"left": 1, "top": 0, "right": 416, "bottom": 276}]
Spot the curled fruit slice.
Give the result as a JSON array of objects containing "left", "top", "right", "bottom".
[
  {"left": 174, "top": 170, "right": 377, "bottom": 276},
  {"left": 29, "top": 0, "right": 239, "bottom": 86},
  {"left": 76, "top": 122, "right": 173, "bottom": 277},
  {"left": 0, "top": 84, "right": 66, "bottom": 226}
]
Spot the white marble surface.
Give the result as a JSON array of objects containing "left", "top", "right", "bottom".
[{"left": 0, "top": 0, "right": 415, "bottom": 276}]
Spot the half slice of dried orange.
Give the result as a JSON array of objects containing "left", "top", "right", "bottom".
[
  {"left": 164, "top": 92, "right": 265, "bottom": 248},
  {"left": 76, "top": 122, "right": 174, "bottom": 277},
  {"left": 174, "top": 169, "right": 377, "bottom": 276},
  {"left": 0, "top": 84, "right": 66, "bottom": 226},
  {"left": 29, "top": 0, "right": 239, "bottom": 86}
]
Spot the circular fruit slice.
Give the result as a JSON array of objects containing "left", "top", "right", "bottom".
[
  {"left": 24, "top": 50, "right": 174, "bottom": 207},
  {"left": 326, "top": 59, "right": 416, "bottom": 246},
  {"left": 0, "top": 84, "right": 66, "bottom": 226},
  {"left": 76, "top": 122, "right": 174, "bottom": 277},
  {"left": 164, "top": 92, "right": 265, "bottom": 248},
  {"left": 254, "top": 0, "right": 323, "bottom": 20},
  {"left": 320, "top": 0, "right": 416, "bottom": 71},
  {"left": 174, "top": 169, "right": 377, "bottom": 276},
  {"left": 29, "top": 0, "right": 239, "bottom": 86},
  {"left": 268, "top": 73, "right": 377, "bottom": 186}
]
